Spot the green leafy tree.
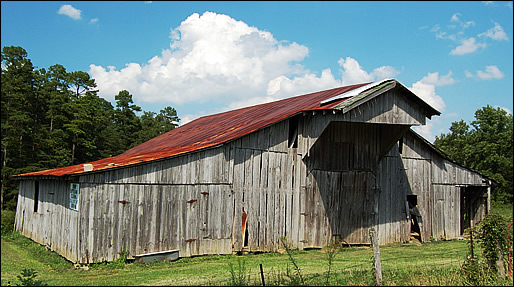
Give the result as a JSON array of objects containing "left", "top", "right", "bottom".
[{"left": 434, "top": 105, "right": 513, "bottom": 203}]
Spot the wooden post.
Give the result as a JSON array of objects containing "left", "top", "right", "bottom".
[
  {"left": 487, "top": 182, "right": 491, "bottom": 214},
  {"left": 470, "top": 229, "right": 474, "bottom": 261},
  {"left": 260, "top": 263, "right": 265, "bottom": 286},
  {"left": 369, "top": 228, "right": 382, "bottom": 286}
]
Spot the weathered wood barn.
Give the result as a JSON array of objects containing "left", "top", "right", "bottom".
[{"left": 13, "top": 79, "right": 492, "bottom": 264}]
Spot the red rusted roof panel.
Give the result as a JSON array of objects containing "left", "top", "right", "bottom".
[{"left": 14, "top": 83, "right": 368, "bottom": 177}]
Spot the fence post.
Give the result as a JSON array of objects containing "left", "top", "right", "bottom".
[
  {"left": 507, "top": 222, "right": 513, "bottom": 277},
  {"left": 259, "top": 263, "right": 265, "bottom": 286},
  {"left": 369, "top": 228, "right": 382, "bottom": 286},
  {"left": 470, "top": 229, "right": 474, "bottom": 261}
]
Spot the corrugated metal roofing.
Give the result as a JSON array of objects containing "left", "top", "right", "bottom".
[{"left": 13, "top": 79, "right": 438, "bottom": 177}]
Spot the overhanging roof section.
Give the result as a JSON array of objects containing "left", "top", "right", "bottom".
[
  {"left": 13, "top": 79, "right": 439, "bottom": 177},
  {"left": 320, "top": 78, "right": 394, "bottom": 106},
  {"left": 322, "top": 79, "right": 440, "bottom": 119}
]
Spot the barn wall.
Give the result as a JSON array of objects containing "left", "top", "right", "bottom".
[
  {"left": 388, "top": 131, "right": 490, "bottom": 241},
  {"left": 14, "top": 179, "right": 80, "bottom": 262},
  {"left": 74, "top": 144, "right": 235, "bottom": 263},
  {"left": 299, "top": 88, "right": 426, "bottom": 155},
  {"left": 229, "top": 118, "right": 303, "bottom": 252},
  {"left": 76, "top": 183, "right": 234, "bottom": 263},
  {"left": 376, "top": 154, "right": 412, "bottom": 245}
]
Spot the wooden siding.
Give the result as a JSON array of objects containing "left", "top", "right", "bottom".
[
  {"left": 337, "top": 88, "right": 428, "bottom": 126},
  {"left": 375, "top": 130, "right": 490, "bottom": 243},
  {"left": 376, "top": 155, "right": 411, "bottom": 245},
  {"left": 14, "top": 180, "right": 80, "bottom": 262},
  {"left": 77, "top": 183, "right": 233, "bottom": 263}
]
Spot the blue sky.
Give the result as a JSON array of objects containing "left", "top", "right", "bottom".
[{"left": 2, "top": 1, "right": 512, "bottom": 142}]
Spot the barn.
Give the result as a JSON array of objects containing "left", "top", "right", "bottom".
[{"left": 13, "top": 79, "right": 492, "bottom": 264}]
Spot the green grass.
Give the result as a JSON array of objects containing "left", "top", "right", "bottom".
[
  {"left": 1, "top": 203, "right": 512, "bottom": 286},
  {"left": 3, "top": 235, "right": 511, "bottom": 286}
]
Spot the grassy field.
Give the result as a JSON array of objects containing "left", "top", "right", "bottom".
[{"left": 1, "top": 202, "right": 512, "bottom": 286}]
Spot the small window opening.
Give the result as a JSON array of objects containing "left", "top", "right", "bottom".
[
  {"left": 69, "top": 183, "right": 80, "bottom": 211},
  {"left": 398, "top": 137, "right": 404, "bottom": 154},
  {"left": 288, "top": 116, "right": 298, "bottom": 148},
  {"left": 33, "top": 181, "right": 39, "bottom": 212}
]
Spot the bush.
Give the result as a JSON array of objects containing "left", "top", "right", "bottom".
[
  {"left": 14, "top": 269, "right": 47, "bottom": 286},
  {"left": 1, "top": 210, "right": 16, "bottom": 236},
  {"left": 474, "top": 212, "right": 511, "bottom": 273}
]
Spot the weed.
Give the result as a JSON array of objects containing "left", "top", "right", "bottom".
[
  {"left": 89, "top": 248, "right": 130, "bottom": 269},
  {"left": 323, "top": 240, "right": 342, "bottom": 285},
  {"left": 228, "top": 256, "right": 249, "bottom": 286},
  {"left": 279, "top": 236, "right": 304, "bottom": 285}
]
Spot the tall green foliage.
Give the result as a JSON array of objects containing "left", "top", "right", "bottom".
[
  {"left": 112, "top": 90, "right": 143, "bottom": 154},
  {"left": 0, "top": 46, "right": 180, "bottom": 210},
  {"left": 1, "top": 46, "right": 36, "bottom": 210},
  {"left": 434, "top": 105, "right": 513, "bottom": 203}
]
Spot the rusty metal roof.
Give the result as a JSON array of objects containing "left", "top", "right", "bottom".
[{"left": 13, "top": 79, "right": 438, "bottom": 177}]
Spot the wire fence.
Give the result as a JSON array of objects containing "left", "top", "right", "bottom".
[{"left": 212, "top": 240, "right": 478, "bottom": 286}]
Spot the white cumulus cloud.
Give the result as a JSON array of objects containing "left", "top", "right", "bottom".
[
  {"left": 58, "top": 4, "right": 82, "bottom": 20},
  {"left": 465, "top": 65, "right": 504, "bottom": 80},
  {"left": 338, "top": 57, "right": 398, "bottom": 86},
  {"left": 412, "top": 121, "right": 437, "bottom": 143},
  {"left": 476, "top": 65, "right": 504, "bottom": 80},
  {"left": 478, "top": 22, "right": 509, "bottom": 41},
  {"left": 409, "top": 81, "right": 445, "bottom": 112},
  {"left": 450, "top": 37, "right": 487, "bottom": 55},
  {"left": 266, "top": 69, "right": 341, "bottom": 98},
  {"left": 89, "top": 12, "right": 402, "bottom": 124},
  {"left": 408, "top": 71, "right": 452, "bottom": 113},
  {"left": 419, "top": 71, "right": 456, "bottom": 86},
  {"left": 90, "top": 11, "right": 310, "bottom": 107}
]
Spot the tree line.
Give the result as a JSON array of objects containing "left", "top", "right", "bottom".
[{"left": 1, "top": 46, "right": 179, "bottom": 210}]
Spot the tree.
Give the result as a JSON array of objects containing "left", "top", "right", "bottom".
[
  {"left": 1, "top": 46, "right": 35, "bottom": 210},
  {"left": 0, "top": 45, "right": 182, "bottom": 210},
  {"left": 64, "top": 71, "right": 100, "bottom": 165},
  {"left": 434, "top": 105, "right": 513, "bottom": 203},
  {"left": 37, "top": 65, "right": 74, "bottom": 168},
  {"left": 110, "top": 90, "right": 143, "bottom": 155},
  {"left": 135, "top": 106, "right": 180, "bottom": 145}
]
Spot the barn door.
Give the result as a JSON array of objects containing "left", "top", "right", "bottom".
[
  {"left": 432, "top": 186, "right": 460, "bottom": 240},
  {"left": 334, "top": 171, "right": 378, "bottom": 244},
  {"left": 302, "top": 170, "right": 378, "bottom": 247}
]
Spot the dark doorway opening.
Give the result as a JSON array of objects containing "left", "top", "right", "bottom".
[
  {"left": 33, "top": 181, "right": 40, "bottom": 213},
  {"left": 242, "top": 211, "right": 249, "bottom": 248},
  {"left": 407, "top": 195, "right": 421, "bottom": 241},
  {"left": 460, "top": 186, "right": 488, "bottom": 235}
]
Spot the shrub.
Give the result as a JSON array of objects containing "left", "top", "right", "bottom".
[
  {"left": 474, "top": 212, "right": 510, "bottom": 273},
  {"left": 14, "top": 269, "right": 47, "bottom": 286}
]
